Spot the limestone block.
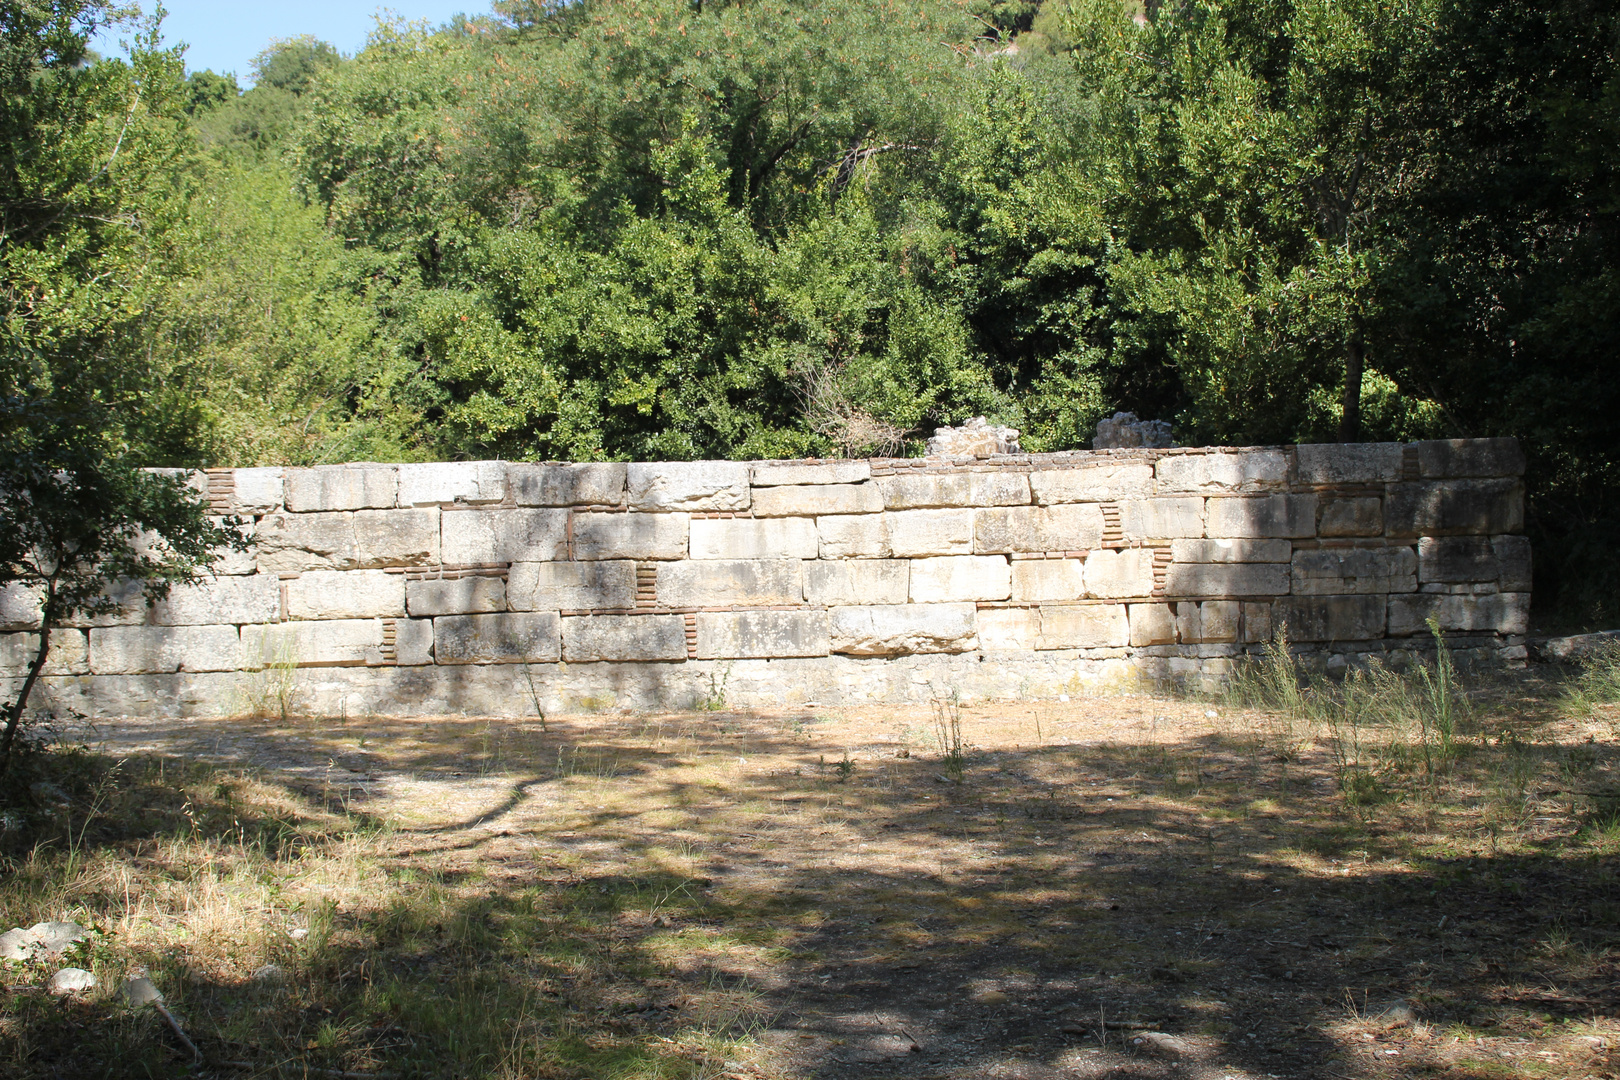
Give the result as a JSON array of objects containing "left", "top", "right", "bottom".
[
  {"left": 433, "top": 612, "right": 561, "bottom": 664},
  {"left": 1175, "top": 599, "right": 1240, "bottom": 644},
  {"left": 509, "top": 462, "right": 626, "bottom": 507},
  {"left": 1171, "top": 538, "right": 1291, "bottom": 563},
  {"left": 90, "top": 624, "right": 241, "bottom": 674},
  {"left": 397, "top": 461, "right": 506, "bottom": 505},
  {"left": 1040, "top": 605, "right": 1129, "bottom": 649},
  {"left": 690, "top": 517, "right": 819, "bottom": 560},
  {"left": 1242, "top": 602, "right": 1273, "bottom": 643},
  {"left": 153, "top": 574, "right": 281, "bottom": 625},
  {"left": 0, "top": 630, "right": 88, "bottom": 675},
  {"left": 909, "top": 555, "right": 1011, "bottom": 602},
  {"left": 877, "top": 471, "right": 1030, "bottom": 509},
  {"left": 751, "top": 461, "right": 871, "bottom": 486},
  {"left": 1011, "top": 560, "right": 1085, "bottom": 602},
  {"left": 561, "top": 614, "right": 687, "bottom": 661},
  {"left": 0, "top": 584, "right": 41, "bottom": 630},
  {"left": 1120, "top": 498, "right": 1205, "bottom": 540},
  {"left": 255, "top": 509, "right": 439, "bottom": 572},
  {"left": 1415, "top": 437, "right": 1526, "bottom": 479},
  {"left": 1275, "top": 595, "right": 1385, "bottom": 642},
  {"left": 829, "top": 603, "right": 978, "bottom": 656},
  {"left": 695, "top": 610, "right": 830, "bottom": 659},
  {"left": 1156, "top": 451, "right": 1289, "bottom": 493},
  {"left": 627, "top": 461, "right": 750, "bottom": 511},
  {"left": 886, "top": 509, "right": 975, "bottom": 556},
  {"left": 284, "top": 465, "right": 399, "bottom": 512},
  {"left": 1387, "top": 592, "right": 1529, "bottom": 636},
  {"left": 1030, "top": 464, "right": 1154, "bottom": 504},
  {"left": 286, "top": 570, "right": 406, "bottom": 620},
  {"left": 1128, "top": 604, "right": 1176, "bottom": 646},
  {"left": 803, "top": 560, "right": 909, "bottom": 606},
  {"left": 978, "top": 607, "right": 1041, "bottom": 650},
  {"left": 1418, "top": 536, "right": 1498, "bottom": 583},
  {"left": 573, "top": 512, "right": 689, "bottom": 560},
  {"left": 242, "top": 619, "right": 383, "bottom": 667},
  {"left": 1385, "top": 480, "right": 1523, "bottom": 537},
  {"left": 407, "top": 577, "right": 507, "bottom": 616},
  {"left": 57, "top": 578, "right": 145, "bottom": 627},
  {"left": 442, "top": 509, "right": 567, "bottom": 564},
  {"left": 1494, "top": 535, "right": 1533, "bottom": 591},
  {"left": 1319, "top": 497, "right": 1383, "bottom": 538},
  {"left": 231, "top": 467, "right": 285, "bottom": 513},
  {"left": 1291, "top": 547, "right": 1417, "bottom": 595},
  {"left": 352, "top": 509, "right": 441, "bottom": 566},
  {"left": 395, "top": 619, "right": 434, "bottom": 665},
  {"left": 818, "top": 514, "right": 892, "bottom": 558},
  {"left": 657, "top": 559, "right": 802, "bottom": 607},
  {"left": 973, "top": 504, "right": 1105, "bottom": 553},
  {"left": 749, "top": 484, "right": 883, "bottom": 517},
  {"left": 1162, "top": 561, "right": 1289, "bottom": 598},
  {"left": 508, "top": 561, "right": 637, "bottom": 611},
  {"left": 152, "top": 468, "right": 209, "bottom": 497},
  {"left": 1206, "top": 495, "right": 1319, "bottom": 539},
  {"left": 1082, "top": 548, "right": 1157, "bottom": 598},
  {"left": 1295, "top": 443, "right": 1404, "bottom": 485},
  {"left": 208, "top": 517, "right": 258, "bottom": 575}
]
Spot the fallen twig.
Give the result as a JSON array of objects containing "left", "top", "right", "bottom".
[{"left": 151, "top": 999, "right": 202, "bottom": 1063}]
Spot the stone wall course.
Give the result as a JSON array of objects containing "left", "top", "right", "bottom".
[
  {"left": 562, "top": 614, "right": 687, "bottom": 661},
  {"left": 1040, "top": 605, "right": 1130, "bottom": 649},
  {"left": 886, "top": 509, "right": 975, "bottom": 556},
  {"left": 254, "top": 509, "right": 439, "bottom": 573},
  {"left": 1205, "top": 494, "right": 1319, "bottom": 538},
  {"left": 1386, "top": 479, "right": 1523, "bottom": 537},
  {"left": 1156, "top": 451, "right": 1290, "bottom": 493},
  {"left": 1083, "top": 548, "right": 1158, "bottom": 598},
  {"left": 442, "top": 508, "right": 568, "bottom": 565},
  {"left": 1415, "top": 438, "right": 1526, "bottom": 479},
  {"left": 286, "top": 570, "right": 406, "bottom": 620},
  {"left": 153, "top": 574, "right": 282, "bottom": 626},
  {"left": 974, "top": 503, "right": 1106, "bottom": 553},
  {"left": 242, "top": 619, "right": 383, "bottom": 668},
  {"left": 909, "top": 555, "right": 1012, "bottom": 603},
  {"left": 508, "top": 561, "right": 638, "bottom": 611},
  {"left": 657, "top": 559, "right": 803, "bottom": 607},
  {"left": 689, "top": 517, "right": 820, "bottom": 560},
  {"left": 433, "top": 613, "right": 561, "bottom": 664},
  {"left": 751, "top": 461, "right": 871, "bottom": 486},
  {"left": 1163, "top": 561, "right": 1289, "bottom": 598},
  {"left": 285, "top": 465, "right": 398, "bottom": 512},
  {"left": 231, "top": 468, "right": 285, "bottom": 513},
  {"left": 1119, "top": 497, "right": 1205, "bottom": 540},
  {"left": 91, "top": 624, "right": 242, "bottom": 674},
  {"left": 0, "top": 630, "right": 88, "bottom": 675},
  {"left": 407, "top": 577, "right": 507, "bottom": 617},
  {"left": 397, "top": 461, "right": 506, "bottom": 506},
  {"left": 572, "top": 512, "right": 688, "bottom": 560},
  {"left": 877, "top": 472, "right": 1030, "bottom": 509},
  {"left": 1276, "top": 595, "right": 1386, "bottom": 642},
  {"left": 509, "top": 463, "right": 626, "bottom": 507},
  {"left": 1011, "top": 559, "right": 1085, "bottom": 602},
  {"left": 818, "top": 514, "right": 892, "bottom": 558},
  {"left": 1295, "top": 443, "right": 1404, "bottom": 485},
  {"left": 1030, "top": 464, "right": 1154, "bottom": 504},
  {"left": 1291, "top": 547, "right": 1417, "bottom": 595},
  {"left": 803, "top": 560, "right": 909, "bottom": 606},
  {"left": 1319, "top": 497, "right": 1384, "bottom": 537},
  {"left": 695, "top": 610, "right": 830, "bottom": 659},
  {"left": 627, "top": 462, "right": 750, "bottom": 511},
  {"left": 829, "top": 603, "right": 978, "bottom": 656},
  {"left": 1171, "top": 538, "right": 1292, "bottom": 563},
  {"left": 750, "top": 483, "right": 884, "bottom": 517}
]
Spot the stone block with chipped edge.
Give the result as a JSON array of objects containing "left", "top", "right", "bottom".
[
  {"left": 886, "top": 509, "right": 975, "bottom": 556},
  {"left": 1040, "top": 605, "right": 1130, "bottom": 649},
  {"left": 1291, "top": 547, "right": 1417, "bottom": 596},
  {"left": 90, "top": 624, "right": 241, "bottom": 674},
  {"left": 397, "top": 461, "right": 506, "bottom": 505},
  {"left": 254, "top": 509, "right": 439, "bottom": 573},
  {"left": 508, "top": 561, "right": 637, "bottom": 611},
  {"left": 1415, "top": 438, "right": 1526, "bottom": 479},
  {"left": 1128, "top": 604, "right": 1176, "bottom": 646},
  {"left": 1387, "top": 592, "right": 1529, "bottom": 636},
  {"left": 286, "top": 570, "right": 406, "bottom": 620},
  {"left": 1242, "top": 602, "right": 1273, "bottom": 643},
  {"left": 1275, "top": 595, "right": 1386, "bottom": 642},
  {"left": 1082, "top": 548, "right": 1157, "bottom": 599},
  {"left": 751, "top": 461, "right": 871, "bottom": 486},
  {"left": 561, "top": 614, "right": 687, "bottom": 661},
  {"left": 803, "top": 560, "right": 909, "bottom": 606},
  {"left": 1295, "top": 443, "right": 1404, "bottom": 485},
  {"left": 627, "top": 461, "right": 750, "bottom": 512},
  {"left": 829, "top": 603, "right": 978, "bottom": 656},
  {"left": 0, "top": 630, "right": 88, "bottom": 675},
  {"left": 1030, "top": 464, "right": 1154, "bottom": 504},
  {"left": 0, "top": 584, "right": 41, "bottom": 631},
  {"left": 1120, "top": 497, "right": 1205, "bottom": 540},
  {"left": 978, "top": 607, "right": 1041, "bottom": 650},
  {"left": 231, "top": 467, "right": 285, "bottom": 513},
  {"left": 1494, "top": 535, "right": 1532, "bottom": 591},
  {"left": 695, "top": 610, "right": 830, "bottom": 659},
  {"left": 749, "top": 483, "right": 884, "bottom": 517},
  {"left": 1170, "top": 538, "right": 1292, "bottom": 563},
  {"left": 1319, "top": 497, "right": 1383, "bottom": 537},
  {"left": 433, "top": 613, "right": 561, "bottom": 664},
  {"left": 1418, "top": 536, "right": 1498, "bottom": 583},
  {"left": 153, "top": 574, "right": 281, "bottom": 626},
  {"left": 573, "top": 512, "right": 689, "bottom": 560},
  {"left": 1155, "top": 451, "right": 1289, "bottom": 493},
  {"left": 817, "top": 514, "right": 892, "bottom": 558},
  {"left": 1385, "top": 480, "right": 1523, "bottom": 538},
  {"left": 1162, "top": 561, "right": 1289, "bottom": 598},
  {"left": 877, "top": 471, "right": 1030, "bottom": 510},
  {"left": 973, "top": 503, "right": 1105, "bottom": 554},
  {"left": 442, "top": 508, "right": 568, "bottom": 564},
  {"left": 242, "top": 619, "right": 382, "bottom": 668},
  {"left": 395, "top": 619, "right": 434, "bottom": 665},
  {"left": 690, "top": 517, "right": 819, "bottom": 560},
  {"left": 509, "top": 462, "right": 626, "bottom": 507},
  {"left": 209, "top": 517, "right": 258, "bottom": 575},
  {"left": 1205, "top": 495, "right": 1319, "bottom": 539},
  {"left": 407, "top": 577, "right": 507, "bottom": 617},
  {"left": 909, "top": 555, "right": 1011, "bottom": 603},
  {"left": 656, "top": 559, "right": 803, "bottom": 607},
  {"left": 1175, "top": 599, "right": 1240, "bottom": 644},
  {"left": 1011, "top": 560, "right": 1084, "bottom": 603},
  {"left": 284, "top": 464, "right": 399, "bottom": 512}
]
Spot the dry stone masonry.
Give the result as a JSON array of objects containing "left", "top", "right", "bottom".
[{"left": 0, "top": 440, "right": 1528, "bottom": 716}]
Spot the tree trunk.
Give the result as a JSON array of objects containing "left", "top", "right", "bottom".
[
  {"left": 0, "top": 620, "right": 50, "bottom": 779},
  {"left": 1338, "top": 335, "right": 1365, "bottom": 443}
]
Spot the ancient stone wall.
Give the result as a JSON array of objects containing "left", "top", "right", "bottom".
[{"left": 1, "top": 440, "right": 1528, "bottom": 717}]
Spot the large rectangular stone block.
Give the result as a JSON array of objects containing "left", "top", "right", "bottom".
[
  {"left": 1418, "top": 536, "right": 1498, "bottom": 583},
  {"left": 397, "top": 461, "right": 506, "bottom": 505},
  {"left": 627, "top": 461, "right": 750, "bottom": 511},
  {"left": 231, "top": 467, "right": 285, "bottom": 513},
  {"left": 0, "top": 629, "right": 88, "bottom": 675},
  {"left": 352, "top": 509, "right": 441, "bottom": 567},
  {"left": 1415, "top": 438, "right": 1526, "bottom": 479},
  {"left": 694, "top": 610, "right": 830, "bottom": 659},
  {"left": 90, "top": 624, "right": 242, "bottom": 674},
  {"left": 561, "top": 614, "right": 687, "bottom": 661},
  {"left": 57, "top": 578, "right": 145, "bottom": 627},
  {"left": 751, "top": 461, "right": 871, "bottom": 486},
  {"left": 1162, "top": 561, "right": 1289, "bottom": 597},
  {"left": 1291, "top": 547, "right": 1417, "bottom": 595},
  {"left": 209, "top": 517, "right": 259, "bottom": 575},
  {"left": 749, "top": 483, "right": 884, "bottom": 517},
  {"left": 817, "top": 514, "right": 891, "bottom": 558},
  {"left": 1174, "top": 599, "right": 1241, "bottom": 644},
  {"left": 1030, "top": 464, "right": 1154, "bottom": 504},
  {"left": 886, "top": 509, "right": 975, "bottom": 556},
  {"left": 978, "top": 607, "right": 1040, "bottom": 650},
  {"left": 909, "top": 555, "right": 1011, "bottom": 602},
  {"left": 395, "top": 618, "right": 434, "bottom": 665},
  {"left": 1128, "top": 604, "right": 1175, "bottom": 646},
  {"left": 877, "top": 471, "right": 1030, "bottom": 509},
  {"left": 973, "top": 504, "right": 1106, "bottom": 553},
  {"left": 1120, "top": 498, "right": 1205, "bottom": 540},
  {"left": 254, "top": 509, "right": 439, "bottom": 572},
  {"left": 442, "top": 508, "right": 568, "bottom": 564},
  {"left": 1275, "top": 595, "right": 1386, "bottom": 642},
  {"left": 407, "top": 577, "right": 507, "bottom": 616},
  {"left": 1156, "top": 451, "right": 1289, "bottom": 493},
  {"left": 286, "top": 570, "right": 406, "bottom": 620},
  {"left": 285, "top": 464, "right": 398, "bottom": 511},
  {"left": 0, "top": 584, "right": 41, "bottom": 630},
  {"left": 242, "top": 619, "right": 383, "bottom": 667},
  {"left": 829, "top": 603, "right": 978, "bottom": 656},
  {"left": 509, "top": 462, "right": 626, "bottom": 507},
  {"left": 1170, "top": 538, "right": 1291, "bottom": 563},
  {"left": 1040, "top": 605, "right": 1129, "bottom": 649},
  {"left": 1387, "top": 593, "right": 1529, "bottom": 636},
  {"left": 803, "top": 560, "right": 909, "bottom": 606},
  {"left": 1082, "top": 548, "right": 1157, "bottom": 598},
  {"left": 690, "top": 517, "right": 819, "bottom": 560},
  {"left": 1206, "top": 495, "right": 1319, "bottom": 539},
  {"left": 433, "top": 612, "right": 561, "bottom": 664},
  {"left": 1494, "top": 535, "right": 1533, "bottom": 591},
  {"left": 1385, "top": 480, "right": 1523, "bottom": 537},
  {"left": 508, "top": 561, "right": 637, "bottom": 611},
  {"left": 1319, "top": 497, "right": 1383, "bottom": 537},
  {"left": 1011, "top": 560, "right": 1085, "bottom": 602},
  {"left": 572, "top": 512, "right": 688, "bottom": 560},
  {"left": 1295, "top": 443, "right": 1404, "bottom": 484},
  {"left": 153, "top": 574, "right": 282, "bottom": 626},
  {"left": 657, "top": 559, "right": 803, "bottom": 607}
]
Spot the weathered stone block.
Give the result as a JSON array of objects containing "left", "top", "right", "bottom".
[
  {"left": 689, "top": 517, "right": 819, "bottom": 560},
  {"left": 694, "top": 610, "right": 830, "bottom": 659},
  {"left": 627, "top": 461, "right": 750, "bottom": 511},
  {"left": 803, "top": 560, "right": 909, "bottom": 606},
  {"left": 1387, "top": 593, "right": 1529, "bottom": 636},
  {"left": 1386, "top": 480, "right": 1523, "bottom": 537},
  {"left": 508, "top": 561, "right": 637, "bottom": 611},
  {"left": 877, "top": 472, "right": 1030, "bottom": 509},
  {"left": 657, "top": 560, "right": 803, "bottom": 607},
  {"left": 973, "top": 504, "right": 1106, "bottom": 553},
  {"left": 90, "top": 624, "right": 241, "bottom": 674},
  {"left": 0, "top": 630, "right": 88, "bottom": 675},
  {"left": 395, "top": 619, "right": 434, "bottom": 666},
  {"left": 231, "top": 467, "right": 285, "bottom": 513},
  {"left": 1206, "top": 495, "right": 1319, "bottom": 538},
  {"left": 209, "top": 517, "right": 258, "bottom": 575},
  {"left": 1292, "top": 548, "right": 1417, "bottom": 595},
  {"left": 442, "top": 509, "right": 567, "bottom": 564},
  {"left": 1242, "top": 602, "right": 1273, "bottom": 643},
  {"left": 886, "top": 509, "right": 975, "bottom": 556},
  {"left": 1010, "top": 560, "right": 1085, "bottom": 602},
  {"left": 1318, "top": 497, "right": 1383, "bottom": 538},
  {"left": 1163, "top": 561, "right": 1289, "bottom": 597},
  {"left": 1275, "top": 595, "right": 1385, "bottom": 642},
  {"left": 561, "top": 614, "right": 687, "bottom": 661},
  {"left": 1120, "top": 498, "right": 1205, "bottom": 540},
  {"left": 407, "top": 577, "right": 507, "bottom": 616},
  {"left": 817, "top": 514, "right": 892, "bottom": 558},
  {"left": 57, "top": 578, "right": 145, "bottom": 627},
  {"left": 1295, "top": 443, "right": 1404, "bottom": 485},
  {"left": 909, "top": 555, "right": 1011, "bottom": 602},
  {"left": 1174, "top": 599, "right": 1241, "bottom": 644},
  {"left": 397, "top": 461, "right": 506, "bottom": 505},
  {"left": 829, "top": 603, "right": 978, "bottom": 656},
  {"left": 286, "top": 570, "right": 406, "bottom": 620},
  {"left": 1171, "top": 538, "right": 1291, "bottom": 563},
  {"left": 509, "top": 462, "right": 626, "bottom": 507},
  {"left": 1082, "top": 548, "right": 1157, "bottom": 599},
  {"left": 254, "top": 509, "right": 439, "bottom": 572},
  {"left": 1494, "top": 535, "right": 1533, "bottom": 591},
  {"left": 1415, "top": 438, "right": 1526, "bottom": 479},
  {"left": 1156, "top": 451, "right": 1290, "bottom": 493},
  {"left": 285, "top": 465, "right": 398, "bottom": 512},
  {"left": 750, "top": 484, "right": 883, "bottom": 517},
  {"left": 1040, "top": 605, "right": 1129, "bottom": 649},
  {"left": 572, "top": 512, "right": 689, "bottom": 560},
  {"left": 1030, "top": 464, "right": 1154, "bottom": 504},
  {"left": 1128, "top": 604, "right": 1175, "bottom": 646},
  {"left": 154, "top": 574, "right": 282, "bottom": 626},
  {"left": 751, "top": 461, "right": 871, "bottom": 486},
  {"left": 978, "top": 607, "right": 1040, "bottom": 650},
  {"left": 242, "top": 619, "right": 383, "bottom": 667},
  {"left": 0, "top": 584, "right": 41, "bottom": 630},
  {"left": 1418, "top": 536, "right": 1498, "bottom": 583},
  {"left": 433, "top": 613, "right": 560, "bottom": 664}
]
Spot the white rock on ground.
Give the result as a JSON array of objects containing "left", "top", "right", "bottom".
[
  {"left": 121, "top": 975, "right": 163, "bottom": 1005},
  {"left": 47, "top": 967, "right": 96, "bottom": 995}
]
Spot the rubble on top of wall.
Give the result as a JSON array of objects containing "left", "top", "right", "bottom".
[
  {"left": 925, "top": 417, "right": 1021, "bottom": 458},
  {"left": 1092, "top": 412, "right": 1174, "bottom": 450}
]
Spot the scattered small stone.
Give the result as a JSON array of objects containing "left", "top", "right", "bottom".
[
  {"left": 972, "top": 988, "right": 1009, "bottom": 1006},
  {"left": 121, "top": 975, "right": 163, "bottom": 1006},
  {"left": 926, "top": 416, "right": 1021, "bottom": 457},
  {"left": 0, "top": 928, "right": 34, "bottom": 962},
  {"left": 1373, "top": 999, "right": 1416, "bottom": 1027},
  {"left": 1132, "top": 1031, "right": 1192, "bottom": 1057},
  {"left": 29, "top": 920, "right": 90, "bottom": 958},
  {"left": 287, "top": 927, "right": 309, "bottom": 941},
  {"left": 1092, "top": 411, "right": 1174, "bottom": 449},
  {"left": 251, "top": 963, "right": 286, "bottom": 985},
  {"left": 47, "top": 968, "right": 96, "bottom": 995}
]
